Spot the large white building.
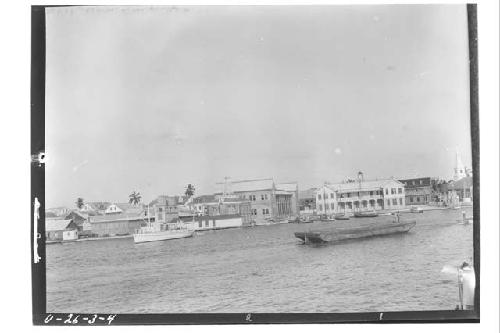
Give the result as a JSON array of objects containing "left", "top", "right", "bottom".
[{"left": 315, "top": 178, "right": 406, "bottom": 215}]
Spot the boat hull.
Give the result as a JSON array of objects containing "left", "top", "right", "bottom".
[
  {"left": 353, "top": 212, "right": 379, "bottom": 218},
  {"left": 295, "top": 220, "right": 416, "bottom": 244},
  {"left": 133, "top": 230, "right": 194, "bottom": 243}
]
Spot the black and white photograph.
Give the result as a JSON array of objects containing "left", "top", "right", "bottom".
[{"left": 24, "top": 1, "right": 499, "bottom": 326}]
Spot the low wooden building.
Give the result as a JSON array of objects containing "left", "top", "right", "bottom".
[
  {"left": 88, "top": 213, "right": 146, "bottom": 237},
  {"left": 45, "top": 219, "right": 79, "bottom": 242}
]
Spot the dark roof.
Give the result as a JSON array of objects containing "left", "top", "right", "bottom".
[{"left": 399, "top": 177, "right": 433, "bottom": 188}]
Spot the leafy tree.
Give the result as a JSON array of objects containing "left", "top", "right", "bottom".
[
  {"left": 129, "top": 191, "right": 142, "bottom": 205},
  {"left": 75, "top": 197, "right": 84, "bottom": 209},
  {"left": 185, "top": 184, "right": 195, "bottom": 198}
]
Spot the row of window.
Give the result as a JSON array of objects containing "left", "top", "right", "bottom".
[
  {"left": 318, "top": 197, "right": 404, "bottom": 210},
  {"left": 317, "top": 193, "right": 335, "bottom": 200},
  {"left": 409, "top": 196, "right": 427, "bottom": 203},
  {"left": 251, "top": 208, "right": 270, "bottom": 215},
  {"left": 247, "top": 194, "right": 269, "bottom": 201},
  {"left": 318, "top": 188, "right": 403, "bottom": 200}
]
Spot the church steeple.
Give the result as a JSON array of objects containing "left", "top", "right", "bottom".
[{"left": 453, "top": 149, "right": 466, "bottom": 181}]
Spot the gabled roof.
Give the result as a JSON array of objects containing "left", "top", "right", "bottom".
[
  {"left": 46, "top": 219, "right": 76, "bottom": 232},
  {"left": 324, "top": 179, "right": 404, "bottom": 192}
]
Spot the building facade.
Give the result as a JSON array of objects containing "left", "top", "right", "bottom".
[
  {"left": 149, "top": 195, "right": 181, "bottom": 223},
  {"left": 88, "top": 212, "right": 146, "bottom": 237},
  {"left": 215, "top": 178, "right": 299, "bottom": 224},
  {"left": 298, "top": 188, "right": 317, "bottom": 214},
  {"left": 316, "top": 178, "right": 406, "bottom": 215},
  {"left": 45, "top": 219, "right": 79, "bottom": 242},
  {"left": 399, "top": 177, "right": 437, "bottom": 205}
]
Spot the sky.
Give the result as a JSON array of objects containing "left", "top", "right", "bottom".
[{"left": 45, "top": 5, "right": 472, "bottom": 208}]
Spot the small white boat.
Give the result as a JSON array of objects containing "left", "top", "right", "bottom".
[
  {"left": 134, "top": 223, "right": 194, "bottom": 243},
  {"left": 134, "top": 206, "right": 194, "bottom": 243},
  {"left": 410, "top": 206, "right": 424, "bottom": 213}
]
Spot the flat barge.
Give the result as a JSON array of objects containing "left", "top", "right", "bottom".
[{"left": 295, "top": 220, "right": 416, "bottom": 244}]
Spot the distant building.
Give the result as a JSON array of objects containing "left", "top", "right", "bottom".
[
  {"left": 215, "top": 178, "right": 299, "bottom": 223},
  {"left": 298, "top": 188, "right": 317, "bottom": 213},
  {"left": 45, "top": 207, "right": 71, "bottom": 217},
  {"left": 45, "top": 219, "right": 79, "bottom": 242},
  {"left": 88, "top": 211, "right": 147, "bottom": 237},
  {"left": 399, "top": 177, "right": 438, "bottom": 205},
  {"left": 80, "top": 202, "right": 112, "bottom": 215},
  {"left": 191, "top": 195, "right": 217, "bottom": 215},
  {"left": 149, "top": 195, "right": 181, "bottom": 223},
  {"left": 315, "top": 178, "right": 406, "bottom": 215},
  {"left": 447, "top": 176, "right": 473, "bottom": 205},
  {"left": 64, "top": 210, "right": 91, "bottom": 235}
]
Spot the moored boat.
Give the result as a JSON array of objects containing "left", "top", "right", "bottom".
[
  {"left": 320, "top": 215, "right": 336, "bottom": 222},
  {"left": 133, "top": 222, "right": 194, "bottom": 243},
  {"left": 410, "top": 206, "right": 424, "bottom": 213},
  {"left": 353, "top": 211, "right": 379, "bottom": 218},
  {"left": 334, "top": 214, "right": 350, "bottom": 220},
  {"left": 294, "top": 219, "right": 416, "bottom": 244}
]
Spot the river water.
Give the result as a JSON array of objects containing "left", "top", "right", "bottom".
[{"left": 46, "top": 207, "right": 474, "bottom": 313}]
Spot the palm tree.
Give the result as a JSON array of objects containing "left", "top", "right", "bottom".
[
  {"left": 185, "top": 184, "right": 195, "bottom": 198},
  {"left": 129, "top": 191, "right": 142, "bottom": 205},
  {"left": 75, "top": 197, "right": 84, "bottom": 209}
]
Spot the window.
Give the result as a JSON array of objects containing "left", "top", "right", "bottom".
[
  {"left": 318, "top": 194, "right": 322, "bottom": 200},
  {"left": 399, "top": 198, "right": 403, "bottom": 205},
  {"left": 319, "top": 204, "right": 323, "bottom": 211},
  {"left": 391, "top": 188, "right": 396, "bottom": 195},
  {"left": 330, "top": 193, "right": 334, "bottom": 199},
  {"left": 385, "top": 189, "right": 388, "bottom": 195},
  {"left": 417, "top": 197, "right": 420, "bottom": 202},
  {"left": 410, "top": 197, "right": 414, "bottom": 203},
  {"left": 198, "top": 220, "right": 202, "bottom": 228},
  {"left": 265, "top": 194, "right": 269, "bottom": 200},
  {"left": 387, "top": 199, "right": 391, "bottom": 206},
  {"left": 347, "top": 193, "right": 351, "bottom": 198},
  {"left": 370, "top": 191, "right": 373, "bottom": 196},
  {"left": 331, "top": 203, "right": 334, "bottom": 210},
  {"left": 262, "top": 208, "right": 269, "bottom": 215},
  {"left": 420, "top": 180, "right": 423, "bottom": 185},
  {"left": 325, "top": 204, "right": 329, "bottom": 210},
  {"left": 205, "top": 220, "right": 209, "bottom": 227},
  {"left": 398, "top": 188, "right": 402, "bottom": 194},
  {"left": 392, "top": 199, "right": 397, "bottom": 205},
  {"left": 261, "top": 195, "right": 265, "bottom": 201}
]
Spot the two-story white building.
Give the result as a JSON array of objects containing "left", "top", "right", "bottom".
[{"left": 316, "top": 178, "right": 406, "bottom": 215}]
